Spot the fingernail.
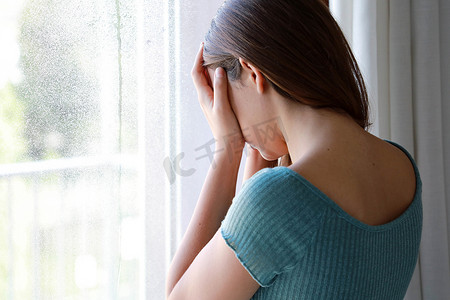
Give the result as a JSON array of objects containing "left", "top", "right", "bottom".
[
  {"left": 200, "top": 42, "right": 204, "bottom": 49},
  {"left": 215, "top": 67, "right": 224, "bottom": 78}
]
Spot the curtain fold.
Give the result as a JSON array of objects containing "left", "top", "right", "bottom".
[
  {"left": 330, "top": 1, "right": 450, "bottom": 299},
  {"left": 412, "top": 1, "right": 450, "bottom": 299}
]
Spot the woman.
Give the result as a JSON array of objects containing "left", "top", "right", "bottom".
[{"left": 166, "top": 0, "right": 422, "bottom": 299}]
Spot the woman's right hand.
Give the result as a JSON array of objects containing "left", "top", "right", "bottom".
[
  {"left": 191, "top": 43, "right": 245, "bottom": 159},
  {"left": 242, "top": 144, "right": 278, "bottom": 183}
]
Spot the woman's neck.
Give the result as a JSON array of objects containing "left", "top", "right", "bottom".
[{"left": 279, "top": 104, "right": 366, "bottom": 164}]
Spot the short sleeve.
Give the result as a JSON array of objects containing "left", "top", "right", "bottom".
[{"left": 220, "top": 167, "right": 326, "bottom": 287}]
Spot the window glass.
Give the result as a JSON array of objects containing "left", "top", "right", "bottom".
[{"left": 0, "top": 0, "right": 140, "bottom": 298}]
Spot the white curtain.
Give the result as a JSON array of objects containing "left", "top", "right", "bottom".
[{"left": 330, "top": 0, "right": 450, "bottom": 299}]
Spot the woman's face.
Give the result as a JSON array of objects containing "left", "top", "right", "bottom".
[{"left": 206, "top": 67, "right": 288, "bottom": 161}]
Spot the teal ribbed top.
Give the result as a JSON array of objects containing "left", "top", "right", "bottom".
[{"left": 220, "top": 141, "right": 422, "bottom": 299}]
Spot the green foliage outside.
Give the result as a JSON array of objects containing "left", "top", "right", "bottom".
[
  {"left": 0, "top": 83, "right": 27, "bottom": 295},
  {"left": 17, "top": 0, "right": 99, "bottom": 161},
  {"left": 0, "top": 83, "right": 26, "bottom": 164}
]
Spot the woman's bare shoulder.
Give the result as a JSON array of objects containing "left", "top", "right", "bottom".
[{"left": 287, "top": 134, "right": 417, "bottom": 226}]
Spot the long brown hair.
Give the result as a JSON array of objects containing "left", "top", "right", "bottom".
[{"left": 203, "top": 0, "right": 370, "bottom": 166}]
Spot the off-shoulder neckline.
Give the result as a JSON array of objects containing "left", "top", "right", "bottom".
[{"left": 271, "top": 140, "right": 422, "bottom": 232}]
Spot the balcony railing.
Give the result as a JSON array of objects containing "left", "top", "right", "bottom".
[{"left": 1, "top": 155, "right": 140, "bottom": 299}]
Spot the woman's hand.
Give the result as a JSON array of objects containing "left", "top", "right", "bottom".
[
  {"left": 242, "top": 144, "right": 278, "bottom": 183},
  {"left": 191, "top": 43, "right": 245, "bottom": 158}
]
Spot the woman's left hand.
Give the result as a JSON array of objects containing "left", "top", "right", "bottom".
[{"left": 191, "top": 43, "right": 245, "bottom": 157}]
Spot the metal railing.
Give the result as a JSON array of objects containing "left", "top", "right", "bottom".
[
  {"left": 1, "top": 155, "right": 139, "bottom": 300},
  {"left": 0, "top": 155, "right": 138, "bottom": 178}
]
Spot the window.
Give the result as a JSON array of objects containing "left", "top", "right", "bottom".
[{"left": 0, "top": 0, "right": 224, "bottom": 298}]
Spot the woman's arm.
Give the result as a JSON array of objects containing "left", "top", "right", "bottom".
[
  {"left": 165, "top": 145, "right": 277, "bottom": 298},
  {"left": 165, "top": 144, "right": 242, "bottom": 297},
  {"left": 165, "top": 41, "right": 280, "bottom": 298}
]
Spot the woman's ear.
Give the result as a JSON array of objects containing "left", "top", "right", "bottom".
[{"left": 238, "top": 58, "right": 265, "bottom": 94}]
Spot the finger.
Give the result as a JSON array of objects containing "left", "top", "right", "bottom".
[
  {"left": 191, "top": 43, "right": 210, "bottom": 90},
  {"left": 191, "top": 43, "right": 214, "bottom": 107},
  {"left": 213, "top": 67, "right": 229, "bottom": 110}
]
